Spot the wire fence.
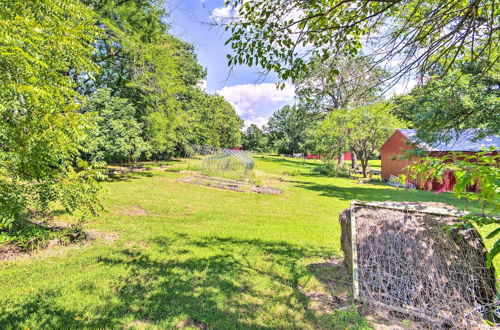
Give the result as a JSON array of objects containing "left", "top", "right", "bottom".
[
  {"left": 183, "top": 145, "right": 254, "bottom": 181},
  {"left": 345, "top": 201, "right": 498, "bottom": 328}
]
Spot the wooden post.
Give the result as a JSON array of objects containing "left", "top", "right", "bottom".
[
  {"left": 350, "top": 201, "right": 359, "bottom": 300},
  {"left": 350, "top": 201, "right": 467, "bottom": 217}
]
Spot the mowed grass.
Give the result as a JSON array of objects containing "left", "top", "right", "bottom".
[{"left": 0, "top": 156, "right": 496, "bottom": 329}]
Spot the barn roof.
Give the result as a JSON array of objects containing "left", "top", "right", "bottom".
[{"left": 398, "top": 129, "right": 500, "bottom": 152}]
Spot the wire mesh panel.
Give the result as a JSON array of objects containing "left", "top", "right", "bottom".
[
  {"left": 201, "top": 149, "right": 254, "bottom": 181},
  {"left": 348, "top": 201, "right": 498, "bottom": 328}
]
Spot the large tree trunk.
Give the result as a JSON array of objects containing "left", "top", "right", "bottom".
[
  {"left": 362, "top": 163, "right": 368, "bottom": 178},
  {"left": 361, "top": 155, "right": 368, "bottom": 178},
  {"left": 338, "top": 152, "right": 344, "bottom": 165},
  {"left": 351, "top": 151, "right": 358, "bottom": 170}
]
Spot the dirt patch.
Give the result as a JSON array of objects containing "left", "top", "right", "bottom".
[
  {"left": 0, "top": 228, "right": 118, "bottom": 262},
  {"left": 120, "top": 206, "right": 148, "bottom": 216},
  {"left": 251, "top": 186, "right": 282, "bottom": 195},
  {"left": 107, "top": 166, "right": 147, "bottom": 175},
  {"left": 87, "top": 230, "right": 120, "bottom": 243},
  {"left": 178, "top": 170, "right": 199, "bottom": 175},
  {"left": 177, "top": 176, "right": 282, "bottom": 195},
  {"left": 305, "top": 258, "right": 350, "bottom": 313},
  {"left": 0, "top": 243, "right": 23, "bottom": 261},
  {"left": 175, "top": 317, "right": 207, "bottom": 329}
]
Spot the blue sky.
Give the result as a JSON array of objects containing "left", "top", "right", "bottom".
[{"left": 167, "top": 0, "right": 296, "bottom": 128}]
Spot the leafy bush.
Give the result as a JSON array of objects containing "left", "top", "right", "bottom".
[
  {"left": 0, "top": 1, "right": 102, "bottom": 237},
  {"left": 406, "top": 148, "right": 499, "bottom": 266},
  {"left": 313, "top": 161, "right": 350, "bottom": 177},
  {"left": 0, "top": 221, "right": 87, "bottom": 252},
  {"left": 81, "top": 89, "right": 150, "bottom": 164}
]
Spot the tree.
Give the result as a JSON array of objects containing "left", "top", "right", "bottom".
[
  {"left": 81, "top": 0, "right": 245, "bottom": 159},
  {"left": 208, "top": 95, "right": 244, "bottom": 148},
  {"left": 296, "top": 55, "right": 388, "bottom": 114},
  {"left": 349, "top": 103, "right": 405, "bottom": 177},
  {"left": 242, "top": 124, "right": 268, "bottom": 152},
  {"left": 174, "top": 92, "right": 243, "bottom": 153},
  {"left": 296, "top": 54, "right": 388, "bottom": 168},
  {"left": 81, "top": 0, "right": 209, "bottom": 157},
  {"left": 392, "top": 63, "right": 500, "bottom": 143},
  {"left": 224, "top": 0, "right": 499, "bottom": 84},
  {"left": 266, "top": 105, "right": 317, "bottom": 154},
  {"left": 81, "top": 89, "right": 149, "bottom": 163},
  {"left": 316, "top": 103, "right": 404, "bottom": 177},
  {"left": 312, "top": 110, "right": 356, "bottom": 164},
  {"left": 0, "top": 0, "right": 102, "bottom": 230}
]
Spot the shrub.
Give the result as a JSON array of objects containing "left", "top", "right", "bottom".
[{"left": 313, "top": 161, "right": 350, "bottom": 177}]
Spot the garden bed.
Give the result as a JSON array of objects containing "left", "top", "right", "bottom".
[{"left": 177, "top": 176, "right": 282, "bottom": 195}]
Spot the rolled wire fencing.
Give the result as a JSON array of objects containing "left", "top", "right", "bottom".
[{"left": 348, "top": 201, "right": 498, "bottom": 328}]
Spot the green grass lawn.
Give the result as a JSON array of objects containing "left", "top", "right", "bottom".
[{"left": 0, "top": 156, "right": 496, "bottom": 329}]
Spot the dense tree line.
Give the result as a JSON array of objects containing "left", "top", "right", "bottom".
[
  {"left": 242, "top": 54, "right": 497, "bottom": 179},
  {"left": 0, "top": 0, "right": 242, "bottom": 233},
  {"left": 229, "top": 0, "right": 498, "bottom": 164}
]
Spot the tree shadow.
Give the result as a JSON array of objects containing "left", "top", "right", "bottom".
[
  {"left": 293, "top": 180, "right": 465, "bottom": 206},
  {"left": 0, "top": 289, "right": 90, "bottom": 328},
  {"left": 256, "top": 156, "right": 319, "bottom": 168},
  {"left": 0, "top": 234, "right": 353, "bottom": 328},
  {"left": 92, "top": 235, "right": 338, "bottom": 328},
  {"left": 105, "top": 171, "right": 155, "bottom": 183}
]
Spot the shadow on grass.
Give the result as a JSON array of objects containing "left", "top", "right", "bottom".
[
  {"left": 0, "top": 289, "right": 89, "bottom": 328},
  {"left": 293, "top": 180, "right": 466, "bottom": 205},
  {"left": 0, "top": 234, "right": 363, "bottom": 328},
  {"left": 105, "top": 171, "right": 155, "bottom": 183},
  {"left": 256, "top": 156, "right": 320, "bottom": 168}
]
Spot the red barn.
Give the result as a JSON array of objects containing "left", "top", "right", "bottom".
[{"left": 381, "top": 129, "right": 499, "bottom": 191}]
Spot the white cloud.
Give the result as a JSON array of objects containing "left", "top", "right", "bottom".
[
  {"left": 244, "top": 116, "right": 269, "bottom": 129},
  {"left": 217, "top": 83, "right": 295, "bottom": 128},
  {"left": 210, "top": 5, "right": 239, "bottom": 23}
]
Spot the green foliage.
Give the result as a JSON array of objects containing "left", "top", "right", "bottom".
[
  {"left": 266, "top": 105, "right": 317, "bottom": 154},
  {"left": 393, "top": 63, "right": 500, "bottom": 142},
  {"left": 0, "top": 0, "right": 103, "bottom": 229},
  {"left": 174, "top": 92, "right": 243, "bottom": 154},
  {"left": 0, "top": 222, "right": 87, "bottom": 252},
  {"left": 312, "top": 161, "right": 350, "bottom": 178},
  {"left": 349, "top": 103, "right": 405, "bottom": 177},
  {"left": 206, "top": 95, "right": 243, "bottom": 148},
  {"left": 296, "top": 55, "right": 388, "bottom": 113},
  {"left": 0, "top": 0, "right": 243, "bottom": 245},
  {"left": 82, "top": 0, "right": 242, "bottom": 158},
  {"left": 313, "top": 103, "right": 405, "bottom": 177},
  {"left": 82, "top": 89, "right": 149, "bottom": 163},
  {"left": 312, "top": 109, "right": 356, "bottom": 161},
  {"left": 406, "top": 148, "right": 500, "bottom": 266},
  {"left": 242, "top": 124, "right": 268, "bottom": 152},
  {"left": 225, "top": 0, "right": 499, "bottom": 83}
]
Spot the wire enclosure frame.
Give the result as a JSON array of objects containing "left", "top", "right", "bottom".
[
  {"left": 201, "top": 149, "right": 254, "bottom": 181},
  {"left": 349, "top": 201, "right": 498, "bottom": 328}
]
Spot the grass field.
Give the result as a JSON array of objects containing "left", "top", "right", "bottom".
[{"left": 0, "top": 156, "right": 496, "bottom": 329}]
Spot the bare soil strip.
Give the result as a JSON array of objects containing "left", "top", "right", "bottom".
[{"left": 177, "top": 176, "right": 282, "bottom": 195}]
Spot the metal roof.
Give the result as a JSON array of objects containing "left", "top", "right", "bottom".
[{"left": 398, "top": 129, "right": 500, "bottom": 152}]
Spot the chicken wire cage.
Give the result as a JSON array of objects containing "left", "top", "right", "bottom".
[
  {"left": 344, "top": 201, "right": 498, "bottom": 328},
  {"left": 201, "top": 149, "right": 254, "bottom": 181}
]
